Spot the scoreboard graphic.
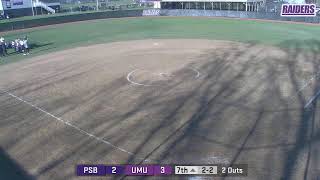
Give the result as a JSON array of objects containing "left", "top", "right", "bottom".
[{"left": 76, "top": 164, "right": 248, "bottom": 177}]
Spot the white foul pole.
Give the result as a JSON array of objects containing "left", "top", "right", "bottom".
[
  {"left": 31, "top": 0, "right": 35, "bottom": 16},
  {"left": 96, "top": 0, "right": 99, "bottom": 11}
]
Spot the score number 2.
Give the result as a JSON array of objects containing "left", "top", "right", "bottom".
[{"left": 111, "top": 167, "right": 117, "bottom": 174}]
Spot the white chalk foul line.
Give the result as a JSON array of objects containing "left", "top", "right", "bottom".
[
  {"left": 293, "top": 71, "right": 320, "bottom": 108},
  {"left": 297, "top": 72, "right": 320, "bottom": 94},
  {"left": 304, "top": 89, "right": 320, "bottom": 108},
  {"left": 2, "top": 90, "right": 150, "bottom": 161},
  {"left": 284, "top": 71, "right": 320, "bottom": 108}
]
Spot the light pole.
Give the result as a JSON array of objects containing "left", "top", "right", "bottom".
[{"left": 31, "top": 0, "right": 35, "bottom": 16}]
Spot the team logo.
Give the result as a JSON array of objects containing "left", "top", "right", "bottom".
[{"left": 281, "top": 4, "right": 317, "bottom": 17}]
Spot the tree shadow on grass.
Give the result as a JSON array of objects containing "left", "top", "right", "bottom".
[
  {"left": 278, "top": 39, "right": 320, "bottom": 180},
  {"left": 29, "top": 42, "right": 54, "bottom": 50}
]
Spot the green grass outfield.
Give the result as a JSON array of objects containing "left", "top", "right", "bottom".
[{"left": 1, "top": 16, "right": 320, "bottom": 65}]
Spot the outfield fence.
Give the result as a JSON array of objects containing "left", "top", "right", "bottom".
[
  {"left": 0, "top": 10, "right": 143, "bottom": 32},
  {"left": 143, "top": 9, "right": 320, "bottom": 23}
]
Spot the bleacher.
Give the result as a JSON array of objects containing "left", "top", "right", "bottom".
[{"left": 33, "top": 0, "right": 61, "bottom": 14}]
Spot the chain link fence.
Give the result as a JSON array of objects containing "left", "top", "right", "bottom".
[
  {"left": 143, "top": 9, "right": 320, "bottom": 23},
  {"left": 58, "top": 0, "right": 152, "bottom": 13}
]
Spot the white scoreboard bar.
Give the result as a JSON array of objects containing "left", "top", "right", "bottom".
[{"left": 174, "top": 166, "right": 218, "bottom": 175}]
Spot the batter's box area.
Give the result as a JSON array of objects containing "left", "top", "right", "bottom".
[{"left": 0, "top": 39, "right": 319, "bottom": 180}]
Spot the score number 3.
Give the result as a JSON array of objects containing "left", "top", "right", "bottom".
[{"left": 161, "top": 166, "right": 166, "bottom": 174}]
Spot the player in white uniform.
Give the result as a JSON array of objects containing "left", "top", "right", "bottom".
[
  {"left": 23, "top": 39, "right": 29, "bottom": 55},
  {"left": 19, "top": 39, "right": 24, "bottom": 54},
  {"left": 15, "top": 39, "right": 20, "bottom": 53},
  {"left": 11, "top": 41, "right": 15, "bottom": 49},
  {"left": 0, "top": 37, "right": 6, "bottom": 56}
]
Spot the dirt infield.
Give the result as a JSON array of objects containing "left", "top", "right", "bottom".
[{"left": 0, "top": 39, "right": 319, "bottom": 180}]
